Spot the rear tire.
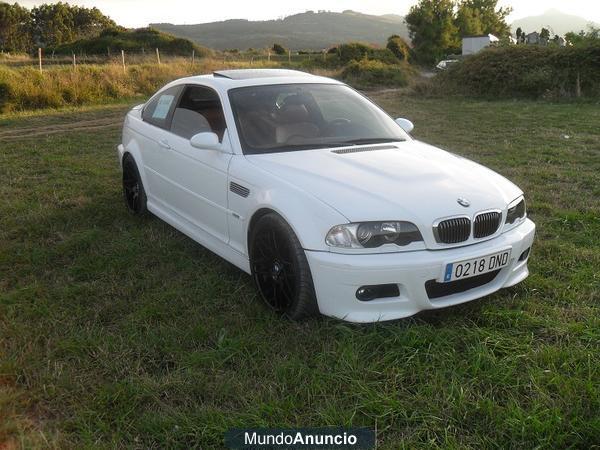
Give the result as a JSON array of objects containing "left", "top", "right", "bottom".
[
  {"left": 122, "top": 154, "right": 148, "bottom": 215},
  {"left": 250, "top": 213, "right": 319, "bottom": 320}
]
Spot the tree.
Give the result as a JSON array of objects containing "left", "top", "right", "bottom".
[
  {"left": 455, "top": 5, "right": 483, "bottom": 36},
  {"left": 405, "top": 0, "right": 459, "bottom": 64},
  {"left": 457, "top": 0, "right": 512, "bottom": 38},
  {"left": 71, "top": 6, "right": 115, "bottom": 39},
  {"left": 407, "top": 0, "right": 511, "bottom": 64},
  {"left": 540, "top": 27, "right": 551, "bottom": 41},
  {"left": 386, "top": 34, "right": 410, "bottom": 61},
  {"left": 25, "top": 2, "right": 115, "bottom": 49},
  {"left": 516, "top": 27, "right": 522, "bottom": 43},
  {"left": 0, "top": 2, "right": 32, "bottom": 53},
  {"left": 272, "top": 43, "right": 286, "bottom": 55},
  {"left": 566, "top": 26, "right": 600, "bottom": 46}
]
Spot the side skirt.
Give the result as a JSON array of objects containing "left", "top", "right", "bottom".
[{"left": 147, "top": 200, "right": 251, "bottom": 274}]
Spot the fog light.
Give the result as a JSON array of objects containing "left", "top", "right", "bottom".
[
  {"left": 518, "top": 247, "right": 531, "bottom": 261},
  {"left": 356, "top": 284, "right": 400, "bottom": 301}
]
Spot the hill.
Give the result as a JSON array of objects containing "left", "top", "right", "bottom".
[
  {"left": 52, "top": 27, "right": 212, "bottom": 57},
  {"left": 511, "top": 9, "right": 598, "bottom": 36},
  {"left": 151, "top": 10, "right": 408, "bottom": 51}
]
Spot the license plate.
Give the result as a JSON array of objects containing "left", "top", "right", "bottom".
[{"left": 443, "top": 249, "right": 511, "bottom": 282}]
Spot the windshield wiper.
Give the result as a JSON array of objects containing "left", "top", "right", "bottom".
[
  {"left": 339, "top": 137, "right": 404, "bottom": 145},
  {"left": 261, "top": 142, "right": 355, "bottom": 152}
]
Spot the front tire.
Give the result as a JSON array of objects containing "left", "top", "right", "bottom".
[
  {"left": 122, "top": 154, "right": 148, "bottom": 215},
  {"left": 250, "top": 213, "right": 319, "bottom": 320}
]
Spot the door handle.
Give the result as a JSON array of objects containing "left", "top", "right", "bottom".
[{"left": 158, "top": 139, "right": 171, "bottom": 150}]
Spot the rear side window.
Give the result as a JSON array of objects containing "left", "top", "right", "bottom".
[
  {"left": 170, "top": 85, "right": 226, "bottom": 141},
  {"left": 142, "top": 86, "right": 182, "bottom": 129}
]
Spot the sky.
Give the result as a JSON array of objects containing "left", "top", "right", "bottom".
[{"left": 16, "top": 0, "right": 600, "bottom": 28}]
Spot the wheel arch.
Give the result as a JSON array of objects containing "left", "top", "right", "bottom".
[
  {"left": 120, "top": 140, "right": 151, "bottom": 197},
  {"left": 247, "top": 208, "right": 286, "bottom": 257}
]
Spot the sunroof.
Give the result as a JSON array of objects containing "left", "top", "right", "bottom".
[{"left": 213, "top": 69, "right": 312, "bottom": 80}]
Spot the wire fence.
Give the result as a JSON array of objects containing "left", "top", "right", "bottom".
[{"left": 0, "top": 48, "right": 333, "bottom": 71}]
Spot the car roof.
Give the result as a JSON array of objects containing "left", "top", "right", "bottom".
[
  {"left": 213, "top": 69, "right": 311, "bottom": 80},
  {"left": 165, "top": 69, "right": 343, "bottom": 92}
]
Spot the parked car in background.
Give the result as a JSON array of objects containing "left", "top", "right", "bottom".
[
  {"left": 117, "top": 69, "right": 535, "bottom": 322},
  {"left": 435, "top": 59, "right": 460, "bottom": 70}
]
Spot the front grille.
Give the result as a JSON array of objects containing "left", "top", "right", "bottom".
[
  {"left": 425, "top": 270, "right": 501, "bottom": 300},
  {"left": 435, "top": 217, "right": 471, "bottom": 244},
  {"left": 473, "top": 211, "right": 501, "bottom": 238}
]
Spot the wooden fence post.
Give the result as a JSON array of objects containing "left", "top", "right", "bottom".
[
  {"left": 268, "top": 50, "right": 271, "bottom": 62},
  {"left": 191, "top": 49, "right": 195, "bottom": 68},
  {"left": 156, "top": 48, "right": 161, "bottom": 65},
  {"left": 72, "top": 53, "right": 76, "bottom": 69},
  {"left": 121, "top": 50, "right": 126, "bottom": 73},
  {"left": 288, "top": 49, "right": 291, "bottom": 63},
  {"left": 38, "top": 48, "right": 42, "bottom": 73}
]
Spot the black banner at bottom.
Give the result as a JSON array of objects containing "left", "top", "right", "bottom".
[{"left": 225, "top": 427, "right": 375, "bottom": 449}]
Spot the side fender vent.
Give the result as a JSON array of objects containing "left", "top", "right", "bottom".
[
  {"left": 332, "top": 144, "right": 398, "bottom": 154},
  {"left": 230, "top": 181, "right": 250, "bottom": 198}
]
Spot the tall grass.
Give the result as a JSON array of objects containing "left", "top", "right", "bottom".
[
  {"left": 0, "top": 59, "right": 287, "bottom": 113},
  {"left": 0, "top": 55, "right": 419, "bottom": 113}
]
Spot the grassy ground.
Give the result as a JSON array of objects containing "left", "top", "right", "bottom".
[{"left": 1, "top": 94, "right": 599, "bottom": 448}]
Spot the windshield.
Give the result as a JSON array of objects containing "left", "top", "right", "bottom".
[{"left": 228, "top": 83, "right": 408, "bottom": 154}]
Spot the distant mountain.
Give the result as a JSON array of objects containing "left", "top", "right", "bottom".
[
  {"left": 511, "top": 9, "right": 598, "bottom": 36},
  {"left": 151, "top": 10, "right": 408, "bottom": 51}
]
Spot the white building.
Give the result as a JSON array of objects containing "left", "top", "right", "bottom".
[{"left": 462, "top": 34, "right": 500, "bottom": 55}]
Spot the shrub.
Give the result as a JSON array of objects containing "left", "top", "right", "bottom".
[
  {"left": 51, "top": 27, "right": 213, "bottom": 58},
  {"left": 340, "top": 60, "right": 413, "bottom": 88},
  {"left": 337, "top": 42, "right": 399, "bottom": 65},
  {"left": 436, "top": 45, "right": 600, "bottom": 99},
  {"left": 386, "top": 35, "right": 410, "bottom": 62},
  {"left": 272, "top": 43, "right": 287, "bottom": 55}
]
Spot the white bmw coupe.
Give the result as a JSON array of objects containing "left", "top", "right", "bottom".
[{"left": 117, "top": 69, "right": 535, "bottom": 323}]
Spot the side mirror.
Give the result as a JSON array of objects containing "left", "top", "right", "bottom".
[
  {"left": 395, "top": 118, "right": 414, "bottom": 134},
  {"left": 190, "top": 132, "right": 229, "bottom": 152}
]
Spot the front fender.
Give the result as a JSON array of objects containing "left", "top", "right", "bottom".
[{"left": 227, "top": 156, "right": 348, "bottom": 256}]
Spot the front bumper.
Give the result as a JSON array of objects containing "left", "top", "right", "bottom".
[{"left": 306, "top": 218, "right": 535, "bottom": 323}]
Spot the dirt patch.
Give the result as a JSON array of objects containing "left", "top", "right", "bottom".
[{"left": 0, "top": 115, "right": 122, "bottom": 141}]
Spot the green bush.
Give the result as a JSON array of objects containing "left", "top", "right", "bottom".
[
  {"left": 340, "top": 60, "right": 413, "bottom": 88},
  {"left": 0, "top": 81, "right": 13, "bottom": 113},
  {"left": 436, "top": 45, "right": 600, "bottom": 99},
  {"left": 336, "top": 42, "right": 399, "bottom": 65},
  {"left": 386, "top": 35, "right": 410, "bottom": 62},
  {"left": 51, "top": 27, "right": 212, "bottom": 58}
]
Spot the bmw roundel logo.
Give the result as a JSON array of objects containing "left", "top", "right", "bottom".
[{"left": 457, "top": 197, "right": 471, "bottom": 207}]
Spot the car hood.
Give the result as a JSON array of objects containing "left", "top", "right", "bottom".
[{"left": 246, "top": 141, "right": 522, "bottom": 247}]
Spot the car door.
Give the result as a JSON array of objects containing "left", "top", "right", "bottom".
[
  {"left": 152, "top": 84, "right": 232, "bottom": 244},
  {"left": 139, "top": 85, "right": 183, "bottom": 205}
]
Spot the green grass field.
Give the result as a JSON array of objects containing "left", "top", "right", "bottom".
[{"left": 1, "top": 93, "right": 599, "bottom": 448}]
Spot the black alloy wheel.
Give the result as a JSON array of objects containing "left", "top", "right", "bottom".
[
  {"left": 250, "top": 213, "right": 319, "bottom": 320},
  {"left": 122, "top": 155, "right": 147, "bottom": 215}
]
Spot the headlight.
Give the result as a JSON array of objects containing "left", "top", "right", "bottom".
[
  {"left": 506, "top": 198, "right": 526, "bottom": 225},
  {"left": 326, "top": 221, "right": 423, "bottom": 249}
]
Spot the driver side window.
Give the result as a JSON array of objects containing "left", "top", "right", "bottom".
[{"left": 170, "top": 85, "right": 226, "bottom": 141}]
